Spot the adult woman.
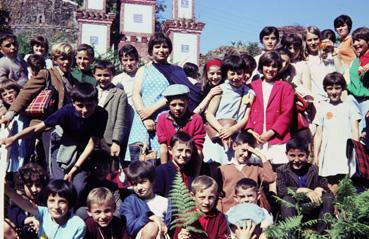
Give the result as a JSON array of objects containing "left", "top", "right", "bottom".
[{"left": 125, "top": 33, "right": 196, "bottom": 161}]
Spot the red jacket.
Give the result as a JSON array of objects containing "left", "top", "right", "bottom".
[{"left": 246, "top": 79, "right": 294, "bottom": 145}]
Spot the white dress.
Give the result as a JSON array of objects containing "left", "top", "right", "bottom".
[{"left": 313, "top": 101, "right": 360, "bottom": 177}]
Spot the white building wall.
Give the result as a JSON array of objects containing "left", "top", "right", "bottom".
[
  {"left": 177, "top": 0, "right": 193, "bottom": 19},
  {"left": 123, "top": 4, "right": 153, "bottom": 34},
  {"left": 172, "top": 32, "right": 198, "bottom": 65},
  {"left": 81, "top": 23, "right": 108, "bottom": 55},
  {"left": 87, "top": 0, "right": 104, "bottom": 10}
]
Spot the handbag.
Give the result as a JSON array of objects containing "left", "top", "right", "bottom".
[
  {"left": 291, "top": 93, "right": 309, "bottom": 132},
  {"left": 25, "top": 70, "right": 57, "bottom": 118},
  {"left": 129, "top": 141, "right": 157, "bottom": 161},
  {"left": 346, "top": 139, "right": 369, "bottom": 180}
]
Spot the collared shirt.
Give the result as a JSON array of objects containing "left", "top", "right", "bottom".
[{"left": 97, "top": 84, "right": 114, "bottom": 107}]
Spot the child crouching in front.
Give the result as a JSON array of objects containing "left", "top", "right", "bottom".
[
  {"left": 120, "top": 160, "right": 171, "bottom": 239},
  {"left": 85, "top": 187, "right": 126, "bottom": 239},
  {"left": 174, "top": 175, "right": 229, "bottom": 239}
]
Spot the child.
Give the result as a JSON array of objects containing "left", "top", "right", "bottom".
[
  {"left": 154, "top": 131, "right": 196, "bottom": 197},
  {"left": 217, "top": 132, "right": 275, "bottom": 212},
  {"left": 85, "top": 187, "right": 126, "bottom": 239},
  {"left": 193, "top": 59, "right": 223, "bottom": 114},
  {"left": 26, "top": 54, "right": 46, "bottom": 79},
  {"left": 8, "top": 163, "right": 49, "bottom": 239},
  {"left": 233, "top": 178, "right": 273, "bottom": 229},
  {"left": 174, "top": 176, "right": 229, "bottom": 239},
  {"left": 5, "top": 179, "right": 86, "bottom": 238},
  {"left": 246, "top": 51, "right": 294, "bottom": 167},
  {"left": 71, "top": 43, "right": 96, "bottom": 85},
  {"left": 121, "top": 160, "right": 170, "bottom": 238},
  {"left": 157, "top": 84, "right": 205, "bottom": 166},
  {"left": 183, "top": 62, "right": 200, "bottom": 85},
  {"left": 94, "top": 59, "right": 128, "bottom": 162},
  {"left": 0, "top": 33, "right": 28, "bottom": 86},
  {"left": 0, "top": 80, "right": 33, "bottom": 172},
  {"left": 334, "top": 15, "right": 356, "bottom": 69},
  {"left": 24, "top": 36, "right": 53, "bottom": 69},
  {"left": 0, "top": 83, "right": 108, "bottom": 197},
  {"left": 277, "top": 137, "right": 334, "bottom": 233},
  {"left": 203, "top": 54, "right": 255, "bottom": 164},
  {"left": 313, "top": 72, "right": 360, "bottom": 191},
  {"left": 239, "top": 53, "right": 257, "bottom": 84}
]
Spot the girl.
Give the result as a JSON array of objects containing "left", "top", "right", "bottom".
[
  {"left": 5, "top": 179, "right": 86, "bottom": 238},
  {"left": 313, "top": 72, "right": 360, "bottom": 192},
  {"left": 334, "top": 15, "right": 356, "bottom": 69},
  {"left": 193, "top": 59, "right": 223, "bottom": 114},
  {"left": 24, "top": 36, "right": 53, "bottom": 69},
  {"left": 246, "top": 51, "right": 294, "bottom": 167},
  {"left": 203, "top": 55, "right": 255, "bottom": 164}
]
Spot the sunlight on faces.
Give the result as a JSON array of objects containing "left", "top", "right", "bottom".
[
  {"left": 72, "top": 100, "right": 97, "bottom": 119},
  {"left": 326, "top": 84, "right": 343, "bottom": 103},
  {"left": 169, "top": 141, "right": 193, "bottom": 167},
  {"left": 1, "top": 89, "right": 17, "bottom": 106},
  {"left": 47, "top": 194, "right": 70, "bottom": 223},
  {"left": 234, "top": 187, "right": 259, "bottom": 204},
  {"left": 24, "top": 181, "right": 43, "bottom": 202},
  {"left": 54, "top": 54, "right": 73, "bottom": 73},
  {"left": 336, "top": 24, "right": 349, "bottom": 39},
  {"left": 169, "top": 98, "right": 188, "bottom": 119},
  {"left": 131, "top": 178, "right": 154, "bottom": 199},
  {"left": 192, "top": 187, "right": 217, "bottom": 214},
  {"left": 0, "top": 38, "right": 18, "bottom": 58},
  {"left": 305, "top": 32, "right": 320, "bottom": 55},
  {"left": 352, "top": 39, "right": 369, "bottom": 57},
  {"left": 262, "top": 63, "right": 278, "bottom": 82},
  {"left": 94, "top": 68, "right": 113, "bottom": 90},
  {"left": 286, "top": 148, "right": 308, "bottom": 170},
  {"left": 121, "top": 55, "right": 138, "bottom": 73},
  {"left": 207, "top": 65, "right": 222, "bottom": 86},
  {"left": 152, "top": 43, "right": 170, "bottom": 63},
  {"left": 262, "top": 33, "right": 278, "bottom": 51},
  {"left": 227, "top": 70, "right": 245, "bottom": 88},
  {"left": 87, "top": 203, "right": 115, "bottom": 227},
  {"left": 76, "top": 50, "right": 93, "bottom": 71},
  {"left": 233, "top": 143, "right": 251, "bottom": 165}
]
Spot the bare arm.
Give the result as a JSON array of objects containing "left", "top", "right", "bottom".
[
  {"left": 1, "top": 122, "right": 46, "bottom": 148},
  {"left": 313, "top": 125, "right": 322, "bottom": 166},
  {"left": 204, "top": 94, "right": 222, "bottom": 131},
  {"left": 193, "top": 86, "right": 222, "bottom": 114},
  {"left": 5, "top": 183, "right": 38, "bottom": 216},
  {"left": 160, "top": 143, "right": 169, "bottom": 164},
  {"left": 352, "top": 120, "right": 359, "bottom": 141}
]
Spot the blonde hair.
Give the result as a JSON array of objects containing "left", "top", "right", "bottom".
[
  {"left": 191, "top": 175, "right": 218, "bottom": 195},
  {"left": 86, "top": 187, "right": 115, "bottom": 210},
  {"left": 51, "top": 42, "right": 74, "bottom": 60}
]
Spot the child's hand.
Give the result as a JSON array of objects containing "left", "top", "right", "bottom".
[
  {"left": 0, "top": 114, "right": 14, "bottom": 126},
  {"left": 0, "top": 136, "right": 16, "bottom": 148},
  {"left": 219, "top": 126, "right": 235, "bottom": 139},
  {"left": 306, "top": 191, "right": 322, "bottom": 205},
  {"left": 237, "top": 220, "right": 257, "bottom": 239},
  {"left": 149, "top": 215, "right": 168, "bottom": 235},
  {"left": 138, "top": 107, "right": 154, "bottom": 120},
  {"left": 24, "top": 216, "right": 40, "bottom": 233},
  {"left": 111, "top": 142, "right": 121, "bottom": 157},
  {"left": 360, "top": 131, "right": 367, "bottom": 140},
  {"left": 143, "top": 119, "right": 156, "bottom": 132},
  {"left": 247, "top": 130, "right": 263, "bottom": 144},
  {"left": 178, "top": 228, "right": 191, "bottom": 239},
  {"left": 209, "top": 86, "right": 223, "bottom": 97},
  {"left": 260, "top": 130, "right": 275, "bottom": 143},
  {"left": 64, "top": 167, "right": 78, "bottom": 182}
]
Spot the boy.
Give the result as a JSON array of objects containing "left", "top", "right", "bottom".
[
  {"left": 217, "top": 132, "right": 275, "bottom": 213},
  {"left": 85, "top": 187, "right": 126, "bottom": 239},
  {"left": 94, "top": 59, "right": 128, "bottom": 162},
  {"left": 233, "top": 178, "right": 273, "bottom": 229},
  {"left": 154, "top": 131, "right": 197, "bottom": 197},
  {"left": 120, "top": 160, "right": 170, "bottom": 238},
  {"left": 0, "top": 33, "right": 28, "bottom": 86},
  {"left": 276, "top": 137, "right": 334, "bottom": 233},
  {"left": 174, "top": 176, "right": 229, "bottom": 239},
  {"left": 157, "top": 84, "right": 205, "bottom": 166},
  {"left": 71, "top": 43, "right": 96, "bottom": 85},
  {"left": 0, "top": 83, "right": 108, "bottom": 197},
  {"left": 183, "top": 62, "right": 200, "bottom": 85}
]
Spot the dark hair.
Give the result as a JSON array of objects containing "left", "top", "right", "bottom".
[
  {"left": 258, "top": 51, "right": 283, "bottom": 73},
  {"left": 29, "top": 36, "right": 49, "bottom": 54},
  {"left": 27, "top": 54, "right": 46, "bottom": 74},
  {"left": 221, "top": 55, "right": 246, "bottom": 80},
  {"left": 286, "top": 137, "right": 309, "bottom": 154},
  {"left": 42, "top": 180, "right": 76, "bottom": 207},
  {"left": 14, "top": 163, "right": 49, "bottom": 193},
  {"left": 352, "top": 27, "right": 369, "bottom": 42},
  {"left": 277, "top": 47, "right": 292, "bottom": 59},
  {"left": 71, "top": 82, "right": 98, "bottom": 103},
  {"left": 235, "top": 178, "right": 258, "bottom": 193},
  {"left": 183, "top": 62, "right": 199, "bottom": 79},
  {"left": 321, "top": 29, "right": 337, "bottom": 43},
  {"left": 126, "top": 160, "right": 156, "bottom": 184},
  {"left": 118, "top": 44, "right": 139, "bottom": 61},
  {"left": 0, "top": 33, "right": 17, "bottom": 45},
  {"left": 323, "top": 72, "right": 347, "bottom": 91},
  {"left": 240, "top": 53, "right": 257, "bottom": 74},
  {"left": 334, "top": 15, "right": 353, "bottom": 32},
  {"left": 148, "top": 32, "right": 172, "bottom": 56},
  {"left": 281, "top": 33, "right": 304, "bottom": 61},
  {"left": 170, "top": 131, "right": 195, "bottom": 150},
  {"left": 259, "top": 26, "right": 279, "bottom": 43},
  {"left": 233, "top": 131, "right": 256, "bottom": 147},
  {"left": 76, "top": 43, "right": 94, "bottom": 59},
  {"left": 94, "top": 59, "right": 115, "bottom": 75},
  {"left": 90, "top": 149, "right": 111, "bottom": 168},
  {"left": 0, "top": 79, "right": 20, "bottom": 95}
]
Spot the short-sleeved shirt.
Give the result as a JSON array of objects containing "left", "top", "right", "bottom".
[
  {"left": 44, "top": 104, "right": 108, "bottom": 148},
  {"left": 37, "top": 206, "right": 86, "bottom": 239}
]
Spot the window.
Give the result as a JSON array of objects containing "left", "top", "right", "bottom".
[
  {"left": 181, "top": 44, "right": 189, "bottom": 53},
  {"left": 133, "top": 14, "right": 143, "bottom": 23},
  {"left": 181, "top": 0, "right": 189, "bottom": 8}
]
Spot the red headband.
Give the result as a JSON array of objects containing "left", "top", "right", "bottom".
[{"left": 205, "top": 59, "right": 222, "bottom": 72}]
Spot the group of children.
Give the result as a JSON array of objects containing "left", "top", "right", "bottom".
[{"left": 1, "top": 13, "right": 369, "bottom": 239}]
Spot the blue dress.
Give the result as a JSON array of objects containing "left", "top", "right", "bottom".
[{"left": 125, "top": 64, "right": 170, "bottom": 161}]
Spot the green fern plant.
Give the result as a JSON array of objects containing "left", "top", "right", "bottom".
[{"left": 169, "top": 172, "right": 206, "bottom": 236}]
